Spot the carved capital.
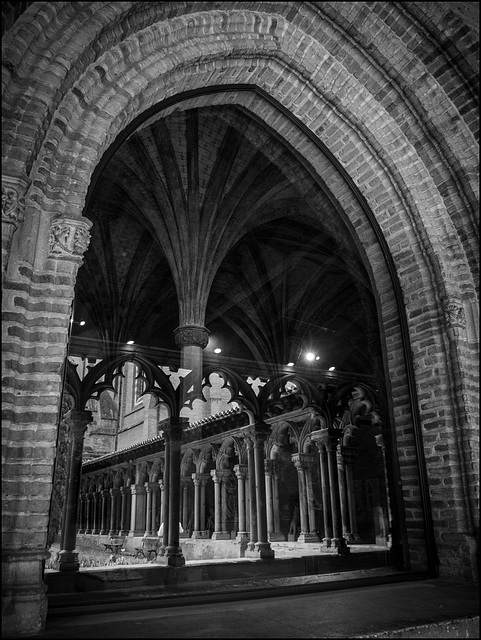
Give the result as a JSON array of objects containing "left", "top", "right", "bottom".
[
  {"left": 48, "top": 216, "right": 92, "bottom": 262},
  {"left": 233, "top": 464, "right": 248, "bottom": 480},
  {"left": 292, "top": 453, "right": 316, "bottom": 470},
  {"left": 191, "top": 472, "right": 210, "bottom": 486},
  {"left": 66, "top": 409, "right": 93, "bottom": 439},
  {"left": 174, "top": 324, "right": 210, "bottom": 349},
  {"left": 2, "top": 175, "right": 29, "bottom": 226},
  {"left": 241, "top": 422, "right": 271, "bottom": 445},
  {"left": 443, "top": 301, "right": 466, "bottom": 327},
  {"left": 340, "top": 445, "right": 358, "bottom": 465},
  {"left": 310, "top": 427, "right": 342, "bottom": 451}
]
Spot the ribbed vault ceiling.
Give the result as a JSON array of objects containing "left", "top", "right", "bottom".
[{"left": 73, "top": 104, "right": 380, "bottom": 374}]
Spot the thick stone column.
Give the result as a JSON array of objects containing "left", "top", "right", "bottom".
[
  {"left": 151, "top": 483, "right": 160, "bottom": 535},
  {"left": 108, "top": 488, "right": 121, "bottom": 535},
  {"left": 92, "top": 491, "right": 101, "bottom": 535},
  {"left": 243, "top": 424, "right": 274, "bottom": 559},
  {"left": 157, "top": 419, "right": 186, "bottom": 566},
  {"left": 211, "top": 470, "right": 231, "bottom": 540},
  {"left": 192, "top": 473, "right": 210, "bottom": 538},
  {"left": 144, "top": 482, "right": 155, "bottom": 536},
  {"left": 174, "top": 325, "right": 209, "bottom": 407},
  {"left": 272, "top": 463, "right": 283, "bottom": 540},
  {"left": 342, "top": 446, "right": 360, "bottom": 542},
  {"left": 234, "top": 464, "right": 248, "bottom": 542},
  {"left": 313, "top": 441, "right": 332, "bottom": 547},
  {"left": 292, "top": 454, "right": 320, "bottom": 543},
  {"left": 245, "top": 436, "right": 257, "bottom": 548},
  {"left": 317, "top": 430, "right": 349, "bottom": 554},
  {"left": 77, "top": 494, "right": 87, "bottom": 534},
  {"left": 180, "top": 478, "right": 191, "bottom": 534},
  {"left": 159, "top": 479, "right": 166, "bottom": 542},
  {"left": 100, "top": 489, "right": 110, "bottom": 534},
  {"left": 119, "top": 486, "right": 130, "bottom": 536},
  {"left": 337, "top": 449, "right": 351, "bottom": 541},
  {"left": 83, "top": 493, "right": 93, "bottom": 534},
  {"left": 59, "top": 410, "right": 93, "bottom": 572},
  {"left": 128, "top": 485, "right": 144, "bottom": 536}
]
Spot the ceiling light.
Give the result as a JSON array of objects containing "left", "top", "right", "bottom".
[
  {"left": 315, "top": 356, "right": 320, "bottom": 360},
  {"left": 214, "top": 348, "right": 222, "bottom": 354},
  {"left": 286, "top": 362, "right": 295, "bottom": 367},
  {"left": 329, "top": 366, "right": 336, "bottom": 371},
  {"left": 305, "top": 352, "right": 315, "bottom": 361},
  {"left": 127, "top": 340, "right": 135, "bottom": 345},
  {"left": 79, "top": 320, "right": 86, "bottom": 326}
]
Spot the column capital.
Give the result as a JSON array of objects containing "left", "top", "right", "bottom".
[
  {"left": 161, "top": 417, "right": 189, "bottom": 442},
  {"left": 291, "top": 453, "right": 317, "bottom": 470},
  {"left": 241, "top": 422, "right": 271, "bottom": 445},
  {"left": 66, "top": 409, "right": 93, "bottom": 438},
  {"left": 174, "top": 324, "right": 210, "bottom": 349},
  {"left": 191, "top": 472, "right": 210, "bottom": 486},
  {"left": 2, "top": 175, "right": 29, "bottom": 227},
  {"left": 211, "top": 469, "right": 231, "bottom": 483},
  {"left": 264, "top": 459, "right": 275, "bottom": 475},
  {"left": 47, "top": 216, "right": 92, "bottom": 264},
  {"left": 310, "top": 428, "right": 342, "bottom": 451},
  {"left": 130, "top": 484, "right": 146, "bottom": 495},
  {"left": 233, "top": 464, "right": 248, "bottom": 479},
  {"left": 340, "top": 445, "right": 358, "bottom": 464},
  {"left": 120, "top": 485, "right": 130, "bottom": 495}
]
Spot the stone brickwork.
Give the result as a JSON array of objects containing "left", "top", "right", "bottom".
[{"left": 2, "top": 2, "right": 478, "bottom": 637}]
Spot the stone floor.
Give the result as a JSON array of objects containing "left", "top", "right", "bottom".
[{"left": 34, "top": 576, "right": 479, "bottom": 638}]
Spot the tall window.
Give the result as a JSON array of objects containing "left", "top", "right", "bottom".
[{"left": 134, "top": 366, "right": 145, "bottom": 406}]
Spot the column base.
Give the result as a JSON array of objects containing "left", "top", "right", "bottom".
[
  {"left": 322, "top": 537, "right": 332, "bottom": 548},
  {"left": 332, "top": 538, "right": 350, "bottom": 555},
  {"left": 246, "top": 542, "right": 275, "bottom": 559},
  {"left": 297, "top": 532, "right": 321, "bottom": 543},
  {"left": 268, "top": 532, "right": 285, "bottom": 542},
  {"left": 2, "top": 548, "right": 50, "bottom": 637},
  {"left": 192, "top": 530, "right": 210, "bottom": 539},
  {"left": 156, "top": 547, "right": 185, "bottom": 567},
  {"left": 58, "top": 550, "right": 80, "bottom": 572},
  {"left": 236, "top": 531, "right": 249, "bottom": 543},
  {"left": 211, "top": 531, "right": 230, "bottom": 540}
]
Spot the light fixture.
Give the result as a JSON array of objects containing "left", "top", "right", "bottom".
[
  {"left": 286, "top": 362, "right": 295, "bottom": 367},
  {"left": 315, "top": 356, "right": 320, "bottom": 360},
  {"left": 127, "top": 340, "right": 135, "bottom": 345},
  {"left": 214, "top": 348, "right": 222, "bottom": 354},
  {"left": 305, "top": 352, "right": 315, "bottom": 361},
  {"left": 79, "top": 320, "right": 86, "bottom": 326},
  {"left": 329, "top": 366, "right": 336, "bottom": 371}
]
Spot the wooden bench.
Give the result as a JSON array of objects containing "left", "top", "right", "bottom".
[
  {"left": 102, "top": 536, "right": 125, "bottom": 555},
  {"left": 133, "top": 537, "right": 160, "bottom": 561}
]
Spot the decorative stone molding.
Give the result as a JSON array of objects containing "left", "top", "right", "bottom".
[
  {"left": 443, "top": 301, "right": 466, "bottom": 327},
  {"left": 2, "top": 175, "right": 29, "bottom": 277},
  {"left": 2, "top": 179, "right": 26, "bottom": 227},
  {"left": 292, "top": 453, "right": 317, "bottom": 470},
  {"left": 174, "top": 324, "right": 210, "bottom": 349},
  {"left": 47, "top": 216, "right": 92, "bottom": 263}
]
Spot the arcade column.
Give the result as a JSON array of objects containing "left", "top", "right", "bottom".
[{"left": 59, "top": 410, "right": 93, "bottom": 572}]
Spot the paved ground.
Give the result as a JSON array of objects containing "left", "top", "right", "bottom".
[{"left": 33, "top": 578, "right": 479, "bottom": 638}]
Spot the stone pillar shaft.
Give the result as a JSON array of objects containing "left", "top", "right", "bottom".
[{"left": 59, "top": 410, "right": 92, "bottom": 572}]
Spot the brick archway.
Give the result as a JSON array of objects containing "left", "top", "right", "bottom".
[{"left": 2, "top": 3, "right": 478, "bottom": 637}]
